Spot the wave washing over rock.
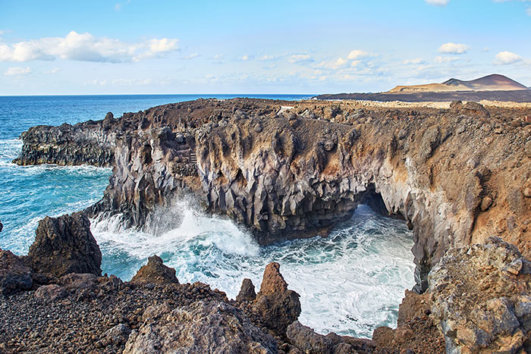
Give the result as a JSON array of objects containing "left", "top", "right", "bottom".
[{"left": 2, "top": 98, "right": 530, "bottom": 353}]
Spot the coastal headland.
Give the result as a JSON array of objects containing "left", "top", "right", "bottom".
[{"left": 2, "top": 98, "right": 530, "bottom": 353}]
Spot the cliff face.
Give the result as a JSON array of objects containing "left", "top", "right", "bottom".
[{"left": 15, "top": 99, "right": 531, "bottom": 290}]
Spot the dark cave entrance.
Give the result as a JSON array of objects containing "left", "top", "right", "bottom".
[{"left": 360, "top": 184, "right": 405, "bottom": 221}]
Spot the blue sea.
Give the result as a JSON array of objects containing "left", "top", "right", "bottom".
[{"left": 0, "top": 94, "right": 414, "bottom": 338}]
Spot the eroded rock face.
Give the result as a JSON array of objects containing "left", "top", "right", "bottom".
[
  {"left": 123, "top": 300, "right": 278, "bottom": 354},
  {"left": 236, "top": 278, "right": 256, "bottom": 302},
  {"left": 130, "top": 255, "right": 179, "bottom": 285},
  {"left": 28, "top": 212, "right": 102, "bottom": 277},
  {"left": 0, "top": 249, "right": 33, "bottom": 295},
  {"left": 429, "top": 237, "right": 530, "bottom": 353},
  {"left": 16, "top": 98, "right": 531, "bottom": 290}
]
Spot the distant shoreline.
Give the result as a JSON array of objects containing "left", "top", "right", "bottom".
[{"left": 314, "top": 90, "right": 531, "bottom": 103}]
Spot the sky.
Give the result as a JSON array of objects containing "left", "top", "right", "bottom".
[{"left": 0, "top": 0, "right": 530, "bottom": 95}]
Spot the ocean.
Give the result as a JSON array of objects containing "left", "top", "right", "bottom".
[{"left": 0, "top": 94, "right": 415, "bottom": 338}]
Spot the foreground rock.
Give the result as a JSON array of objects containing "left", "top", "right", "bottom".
[
  {"left": 130, "top": 255, "right": 179, "bottom": 285},
  {"left": 124, "top": 300, "right": 278, "bottom": 353},
  {"left": 0, "top": 249, "right": 33, "bottom": 295},
  {"left": 27, "top": 212, "right": 102, "bottom": 277},
  {"left": 429, "top": 237, "right": 530, "bottom": 353}
]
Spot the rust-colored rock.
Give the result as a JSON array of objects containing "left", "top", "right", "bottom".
[
  {"left": 252, "top": 262, "right": 301, "bottom": 337},
  {"left": 130, "top": 255, "right": 179, "bottom": 285}
]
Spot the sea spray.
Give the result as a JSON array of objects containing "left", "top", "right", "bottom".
[{"left": 91, "top": 200, "right": 415, "bottom": 338}]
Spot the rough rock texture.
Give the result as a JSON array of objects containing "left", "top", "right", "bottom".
[
  {"left": 27, "top": 212, "right": 102, "bottom": 277},
  {"left": 429, "top": 237, "right": 530, "bottom": 353},
  {"left": 13, "top": 117, "right": 117, "bottom": 166},
  {"left": 124, "top": 300, "right": 278, "bottom": 353},
  {"left": 237, "top": 278, "right": 257, "bottom": 302},
  {"left": 0, "top": 249, "right": 33, "bottom": 295},
  {"left": 372, "top": 290, "right": 445, "bottom": 353},
  {"left": 253, "top": 262, "right": 301, "bottom": 337},
  {"left": 17, "top": 99, "right": 529, "bottom": 290},
  {"left": 130, "top": 255, "right": 179, "bottom": 285},
  {"left": 287, "top": 321, "right": 375, "bottom": 353}
]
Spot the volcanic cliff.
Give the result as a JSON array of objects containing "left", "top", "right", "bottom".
[{"left": 7, "top": 98, "right": 531, "bottom": 352}]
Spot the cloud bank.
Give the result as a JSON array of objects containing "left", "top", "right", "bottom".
[
  {"left": 438, "top": 42, "right": 469, "bottom": 54},
  {"left": 494, "top": 51, "right": 522, "bottom": 64},
  {"left": 0, "top": 31, "right": 179, "bottom": 63}
]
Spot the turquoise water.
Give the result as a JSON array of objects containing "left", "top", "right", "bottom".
[{"left": 0, "top": 94, "right": 414, "bottom": 338}]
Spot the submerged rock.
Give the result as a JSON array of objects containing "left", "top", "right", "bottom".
[
  {"left": 130, "top": 255, "right": 179, "bottom": 285},
  {"left": 27, "top": 212, "right": 102, "bottom": 277}
]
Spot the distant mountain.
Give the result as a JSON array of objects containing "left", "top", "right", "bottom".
[{"left": 388, "top": 74, "right": 528, "bottom": 93}]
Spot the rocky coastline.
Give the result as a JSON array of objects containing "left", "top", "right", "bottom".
[{"left": 3, "top": 98, "right": 530, "bottom": 352}]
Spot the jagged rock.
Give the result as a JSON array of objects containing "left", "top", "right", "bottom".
[
  {"left": 60, "top": 273, "right": 98, "bottom": 289},
  {"left": 27, "top": 212, "right": 102, "bottom": 277},
  {"left": 286, "top": 321, "right": 348, "bottom": 353},
  {"left": 253, "top": 262, "right": 301, "bottom": 336},
  {"left": 0, "top": 249, "right": 33, "bottom": 295},
  {"left": 130, "top": 255, "right": 179, "bottom": 285},
  {"left": 15, "top": 98, "right": 531, "bottom": 291},
  {"left": 123, "top": 300, "right": 278, "bottom": 353},
  {"left": 429, "top": 237, "right": 530, "bottom": 353},
  {"left": 373, "top": 290, "right": 445, "bottom": 353},
  {"left": 236, "top": 278, "right": 256, "bottom": 302}
]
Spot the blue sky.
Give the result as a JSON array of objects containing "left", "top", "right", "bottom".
[{"left": 0, "top": 0, "right": 529, "bottom": 94}]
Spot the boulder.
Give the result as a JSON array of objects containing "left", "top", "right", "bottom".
[
  {"left": 27, "top": 212, "right": 102, "bottom": 277},
  {"left": 252, "top": 262, "right": 301, "bottom": 336},
  {"left": 236, "top": 278, "right": 256, "bottom": 302},
  {"left": 130, "top": 255, "right": 179, "bottom": 285},
  {"left": 34, "top": 284, "right": 67, "bottom": 301},
  {"left": 123, "top": 301, "right": 277, "bottom": 353},
  {"left": 0, "top": 249, "right": 33, "bottom": 295}
]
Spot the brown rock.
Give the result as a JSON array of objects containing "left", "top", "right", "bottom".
[
  {"left": 130, "top": 255, "right": 179, "bottom": 285},
  {"left": 480, "top": 196, "right": 493, "bottom": 211},
  {"left": 236, "top": 278, "right": 256, "bottom": 302},
  {"left": 34, "top": 284, "right": 67, "bottom": 301},
  {"left": 0, "top": 249, "right": 33, "bottom": 295},
  {"left": 253, "top": 262, "right": 301, "bottom": 337},
  {"left": 27, "top": 212, "right": 102, "bottom": 277}
]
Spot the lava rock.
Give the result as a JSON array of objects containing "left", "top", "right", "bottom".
[
  {"left": 0, "top": 249, "right": 33, "bottom": 295},
  {"left": 236, "top": 278, "right": 256, "bottom": 302},
  {"left": 253, "top": 262, "right": 301, "bottom": 336},
  {"left": 130, "top": 255, "right": 179, "bottom": 285},
  {"left": 27, "top": 212, "right": 102, "bottom": 277}
]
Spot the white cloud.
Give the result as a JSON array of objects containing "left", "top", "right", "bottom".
[
  {"left": 403, "top": 58, "right": 425, "bottom": 65},
  {"left": 0, "top": 31, "right": 179, "bottom": 63},
  {"left": 44, "top": 67, "right": 60, "bottom": 74},
  {"left": 494, "top": 51, "right": 523, "bottom": 64},
  {"left": 241, "top": 55, "right": 249, "bottom": 61},
  {"left": 4, "top": 66, "right": 31, "bottom": 76},
  {"left": 438, "top": 42, "right": 469, "bottom": 54},
  {"left": 434, "top": 55, "right": 459, "bottom": 63},
  {"left": 426, "top": 0, "right": 450, "bottom": 6},
  {"left": 527, "top": 6, "right": 531, "bottom": 15},
  {"left": 347, "top": 50, "right": 370, "bottom": 60},
  {"left": 289, "top": 54, "right": 312, "bottom": 63}
]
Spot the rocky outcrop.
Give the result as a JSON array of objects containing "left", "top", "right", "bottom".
[
  {"left": 27, "top": 212, "right": 102, "bottom": 277},
  {"left": 252, "top": 262, "right": 301, "bottom": 337},
  {"left": 0, "top": 249, "right": 33, "bottom": 295},
  {"left": 236, "top": 278, "right": 256, "bottom": 302},
  {"left": 130, "top": 255, "right": 179, "bottom": 285},
  {"left": 429, "top": 237, "right": 530, "bottom": 353},
  {"left": 16, "top": 99, "right": 530, "bottom": 291},
  {"left": 124, "top": 300, "right": 278, "bottom": 353},
  {"left": 14, "top": 115, "right": 117, "bottom": 166}
]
